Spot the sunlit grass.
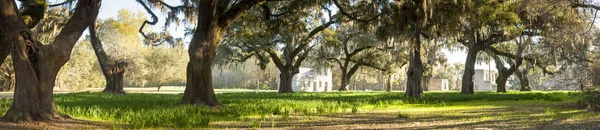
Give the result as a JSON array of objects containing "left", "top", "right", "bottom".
[{"left": 0, "top": 91, "right": 594, "bottom": 128}]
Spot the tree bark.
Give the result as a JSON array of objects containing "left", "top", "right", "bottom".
[
  {"left": 179, "top": 0, "right": 222, "bottom": 106},
  {"left": 461, "top": 47, "right": 480, "bottom": 94},
  {"left": 178, "top": 0, "right": 264, "bottom": 106},
  {"left": 278, "top": 72, "right": 294, "bottom": 93},
  {"left": 491, "top": 56, "right": 522, "bottom": 93},
  {"left": 405, "top": 25, "right": 424, "bottom": 98},
  {"left": 386, "top": 74, "right": 392, "bottom": 92},
  {"left": 89, "top": 20, "right": 126, "bottom": 95},
  {"left": 340, "top": 72, "right": 350, "bottom": 91},
  {"left": 495, "top": 77, "right": 508, "bottom": 92},
  {"left": 0, "top": 0, "right": 100, "bottom": 122}
]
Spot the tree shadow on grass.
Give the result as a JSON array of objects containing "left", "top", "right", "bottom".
[
  {"left": 211, "top": 104, "right": 600, "bottom": 129},
  {"left": 0, "top": 118, "right": 124, "bottom": 129}
]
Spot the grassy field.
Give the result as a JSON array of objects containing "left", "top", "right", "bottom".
[{"left": 0, "top": 91, "right": 598, "bottom": 129}]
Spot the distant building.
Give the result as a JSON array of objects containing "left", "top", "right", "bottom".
[
  {"left": 428, "top": 79, "right": 450, "bottom": 91},
  {"left": 473, "top": 69, "right": 497, "bottom": 91},
  {"left": 278, "top": 67, "right": 333, "bottom": 92}
]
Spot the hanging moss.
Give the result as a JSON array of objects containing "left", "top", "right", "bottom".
[{"left": 20, "top": 0, "right": 48, "bottom": 28}]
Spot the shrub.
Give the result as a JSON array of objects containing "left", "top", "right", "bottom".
[{"left": 582, "top": 90, "right": 600, "bottom": 112}]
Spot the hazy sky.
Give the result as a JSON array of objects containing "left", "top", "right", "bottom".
[{"left": 48, "top": 0, "right": 600, "bottom": 70}]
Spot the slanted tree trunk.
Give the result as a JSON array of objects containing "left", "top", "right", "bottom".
[
  {"left": 492, "top": 56, "right": 522, "bottom": 93},
  {"left": 340, "top": 72, "right": 350, "bottom": 91},
  {"left": 89, "top": 21, "right": 127, "bottom": 95},
  {"left": 0, "top": 0, "right": 100, "bottom": 122},
  {"left": 515, "top": 67, "right": 532, "bottom": 91},
  {"left": 405, "top": 25, "right": 424, "bottom": 98},
  {"left": 461, "top": 47, "right": 480, "bottom": 94},
  {"left": 157, "top": 82, "right": 163, "bottom": 91},
  {"left": 422, "top": 74, "right": 432, "bottom": 91}
]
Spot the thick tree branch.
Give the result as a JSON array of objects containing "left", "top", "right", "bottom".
[
  {"left": 348, "top": 46, "right": 375, "bottom": 58},
  {"left": 136, "top": 0, "right": 159, "bottom": 41},
  {"left": 326, "top": 57, "right": 343, "bottom": 67},
  {"left": 219, "top": 0, "right": 283, "bottom": 29},
  {"left": 487, "top": 46, "right": 555, "bottom": 75},
  {"left": 52, "top": 0, "right": 102, "bottom": 59},
  {"left": 332, "top": 0, "right": 380, "bottom": 23},
  {"left": 341, "top": 35, "right": 353, "bottom": 56},
  {"left": 260, "top": 4, "right": 288, "bottom": 20},
  {"left": 347, "top": 63, "right": 362, "bottom": 78},
  {"left": 147, "top": 0, "right": 194, "bottom": 10},
  {"left": 349, "top": 59, "right": 387, "bottom": 72},
  {"left": 265, "top": 47, "right": 285, "bottom": 69},
  {"left": 293, "top": 45, "right": 317, "bottom": 70},
  {"left": 291, "top": 20, "right": 337, "bottom": 57},
  {"left": 48, "top": 0, "right": 75, "bottom": 8}
]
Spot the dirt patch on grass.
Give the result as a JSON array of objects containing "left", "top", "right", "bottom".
[{"left": 0, "top": 118, "right": 122, "bottom": 130}]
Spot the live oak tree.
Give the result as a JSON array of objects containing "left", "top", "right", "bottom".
[
  {"left": 223, "top": 1, "right": 337, "bottom": 93},
  {"left": 484, "top": 0, "right": 592, "bottom": 92},
  {"left": 453, "top": 0, "right": 526, "bottom": 94},
  {"left": 0, "top": 0, "right": 101, "bottom": 122},
  {"left": 313, "top": 22, "right": 406, "bottom": 91},
  {"left": 485, "top": 42, "right": 524, "bottom": 92},
  {"left": 421, "top": 39, "right": 448, "bottom": 91},
  {"left": 376, "top": 0, "right": 463, "bottom": 97},
  {"left": 29, "top": 6, "right": 103, "bottom": 91},
  {"left": 137, "top": 0, "right": 320, "bottom": 106}
]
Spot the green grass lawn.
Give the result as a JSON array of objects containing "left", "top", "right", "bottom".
[{"left": 0, "top": 91, "right": 598, "bottom": 129}]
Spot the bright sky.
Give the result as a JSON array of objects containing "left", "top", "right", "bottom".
[{"left": 48, "top": 0, "right": 600, "bottom": 71}]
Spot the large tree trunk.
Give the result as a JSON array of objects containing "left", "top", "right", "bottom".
[
  {"left": 405, "top": 26, "right": 424, "bottom": 98},
  {"left": 179, "top": 1, "right": 222, "bottom": 106},
  {"left": 103, "top": 70, "right": 125, "bottom": 94},
  {"left": 0, "top": 0, "right": 100, "bottom": 122},
  {"left": 495, "top": 77, "right": 508, "bottom": 92},
  {"left": 278, "top": 72, "right": 294, "bottom": 93},
  {"left": 386, "top": 74, "right": 392, "bottom": 92},
  {"left": 339, "top": 72, "right": 350, "bottom": 91},
  {"left": 494, "top": 60, "right": 521, "bottom": 93},
  {"left": 89, "top": 21, "right": 126, "bottom": 95},
  {"left": 515, "top": 68, "right": 531, "bottom": 91},
  {"left": 461, "top": 48, "right": 479, "bottom": 94},
  {"left": 339, "top": 64, "right": 360, "bottom": 91}
]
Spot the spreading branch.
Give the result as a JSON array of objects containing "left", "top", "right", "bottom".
[
  {"left": 48, "top": 0, "right": 75, "bottom": 8},
  {"left": 332, "top": 0, "right": 380, "bottom": 23},
  {"left": 147, "top": 0, "right": 194, "bottom": 11},
  {"left": 291, "top": 19, "right": 337, "bottom": 57},
  {"left": 487, "top": 46, "right": 556, "bottom": 75},
  {"left": 136, "top": 0, "right": 159, "bottom": 41}
]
